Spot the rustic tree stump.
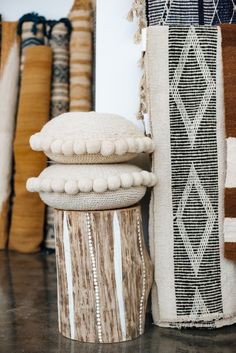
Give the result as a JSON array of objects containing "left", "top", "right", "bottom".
[{"left": 54, "top": 205, "right": 153, "bottom": 343}]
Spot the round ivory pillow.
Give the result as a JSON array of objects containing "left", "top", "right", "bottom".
[
  {"left": 26, "top": 164, "right": 157, "bottom": 211},
  {"left": 29, "top": 112, "right": 154, "bottom": 164}
]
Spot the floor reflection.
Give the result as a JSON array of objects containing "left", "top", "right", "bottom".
[{"left": 0, "top": 252, "right": 235, "bottom": 353}]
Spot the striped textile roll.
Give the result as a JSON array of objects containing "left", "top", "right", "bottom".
[
  {"left": 146, "top": 25, "right": 236, "bottom": 328},
  {"left": 69, "top": 0, "right": 93, "bottom": 112},
  {"left": 221, "top": 25, "right": 236, "bottom": 260},
  {"left": 47, "top": 19, "right": 72, "bottom": 117},
  {"left": 146, "top": 0, "right": 236, "bottom": 26},
  {"left": 17, "top": 13, "right": 46, "bottom": 71},
  {"left": 9, "top": 46, "right": 52, "bottom": 253},
  {"left": 45, "top": 19, "right": 72, "bottom": 250},
  {"left": 0, "top": 22, "right": 20, "bottom": 249}
]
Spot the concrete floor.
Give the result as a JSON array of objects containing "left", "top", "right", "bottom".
[{"left": 0, "top": 251, "right": 235, "bottom": 353}]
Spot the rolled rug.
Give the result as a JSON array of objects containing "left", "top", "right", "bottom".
[
  {"left": 17, "top": 13, "right": 46, "bottom": 71},
  {"left": 222, "top": 25, "right": 236, "bottom": 260},
  {"left": 146, "top": 25, "right": 236, "bottom": 328},
  {"left": 69, "top": 0, "right": 93, "bottom": 112},
  {"left": 45, "top": 18, "right": 72, "bottom": 250},
  {"left": 9, "top": 46, "right": 52, "bottom": 253},
  {"left": 47, "top": 18, "right": 72, "bottom": 117},
  {"left": 0, "top": 22, "right": 20, "bottom": 249},
  {"left": 146, "top": 0, "right": 236, "bottom": 26}
]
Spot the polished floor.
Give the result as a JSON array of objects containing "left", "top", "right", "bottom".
[{"left": 0, "top": 251, "right": 235, "bottom": 353}]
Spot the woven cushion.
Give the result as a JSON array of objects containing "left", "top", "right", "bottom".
[
  {"left": 26, "top": 164, "right": 156, "bottom": 211},
  {"left": 29, "top": 112, "right": 155, "bottom": 164}
]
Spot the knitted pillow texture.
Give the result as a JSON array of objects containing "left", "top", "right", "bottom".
[
  {"left": 29, "top": 112, "right": 155, "bottom": 164},
  {"left": 26, "top": 164, "right": 157, "bottom": 211}
]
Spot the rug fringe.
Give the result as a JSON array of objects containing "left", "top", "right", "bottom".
[
  {"left": 17, "top": 12, "right": 46, "bottom": 35},
  {"left": 137, "top": 52, "right": 148, "bottom": 122},
  {"left": 46, "top": 18, "right": 72, "bottom": 39},
  {"left": 127, "top": 0, "right": 146, "bottom": 44}
]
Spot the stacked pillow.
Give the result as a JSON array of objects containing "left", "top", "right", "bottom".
[
  {"left": 29, "top": 112, "right": 154, "bottom": 164},
  {"left": 27, "top": 112, "right": 156, "bottom": 216}
]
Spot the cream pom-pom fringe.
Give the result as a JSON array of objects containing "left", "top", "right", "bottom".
[
  {"left": 26, "top": 171, "right": 157, "bottom": 195},
  {"left": 29, "top": 133, "right": 155, "bottom": 156}
]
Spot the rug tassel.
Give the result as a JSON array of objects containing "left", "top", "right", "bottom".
[
  {"left": 127, "top": 0, "right": 146, "bottom": 44},
  {"left": 47, "top": 18, "right": 72, "bottom": 39},
  {"left": 17, "top": 13, "right": 46, "bottom": 35},
  {"left": 137, "top": 53, "right": 148, "bottom": 122}
]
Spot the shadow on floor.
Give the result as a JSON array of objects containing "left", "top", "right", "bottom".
[{"left": 0, "top": 251, "right": 235, "bottom": 353}]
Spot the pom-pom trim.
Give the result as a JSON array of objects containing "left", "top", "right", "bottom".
[
  {"left": 29, "top": 133, "right": 155, "bottom": 156},
  {"left": 26, "top": 171, "right": 157, "bottom": 195}
]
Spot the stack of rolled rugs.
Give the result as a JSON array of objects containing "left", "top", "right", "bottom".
[
  {"left": 130, "top": 0, "right": 236, "bottom": 330},
  {"left": 26, "top": 111, "right": 156, "bottom": 343},
  {"left": 0, "top": 3, "right": 95, "bottom": 253}
]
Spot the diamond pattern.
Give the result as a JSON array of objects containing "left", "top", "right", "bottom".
[
  {"left": 210, "top": 0, "right": 236, "bottom": 24},
  {"left": 176, "top": 164, "right": 216, "bottom": 276},
  {"left": 170, "top": 27, "right": 215, "bottom": 147},
  {"left": 169, "top": 26, "right": 222, "bottom": 318},
  {"left": 147, "top": 0, "right": 236, "bottom": 26}
]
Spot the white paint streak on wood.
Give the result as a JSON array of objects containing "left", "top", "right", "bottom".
[
  {"left": 113, "top": 211, "right": 126, "bottom": 340},
  {"left": 63, "top": 211, "right": 75, "bottom": 339}
]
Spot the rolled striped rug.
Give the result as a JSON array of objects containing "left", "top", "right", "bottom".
[
  {"left": 17, "top": 13, "right": 46, "bottom": 71},
  {"left": 146, "top": 0, "right": 236, "bottom": 26},
  {"left": 47, "top": 18, "right": 72, "bottom": 117},
  {"left": 69, "top": 0, "right": 93, "bottom": 112},
  {"left": 45, "top": 18, "right": 72, "bottom": 250},
  {"left": 222, "top": 25, "right": 236, "bottom": 260},
  {"left": 9, "top": 46, "right": 52, "bottom": 253},
  {"left": 0, "top": 22, "right": 20, "bottom": 249},
  {"left": 146, "top": 25, "right": 236, "bottom": 328}
]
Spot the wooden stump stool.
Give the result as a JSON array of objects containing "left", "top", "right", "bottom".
[{"left": 54, "top": 205, "right": 153, "bottom": 343}]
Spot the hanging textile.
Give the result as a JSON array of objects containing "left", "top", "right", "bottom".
[
  {"left": 221, "top": 25, "right": 236, "bottom": 261},
  {"left": 0, "top": 22, "right": 20, "bottom": 249},
  {"left": 146, "top": 25, "right": 236, "bottom": 328},
  {"left": 17, "top": 13, "right": 46, "bottom": 71},
  {"left": 45, "top": 18, "right": 72, "bottom": 250},
  {"left": 9, "top": 46, "right": 52, "bottom": 253},
  {"left": 69, "top": 0, "right": 93, "bottom": 112},
  {"left": 146, "top": 0, "right": 236, "bottom": 26}
]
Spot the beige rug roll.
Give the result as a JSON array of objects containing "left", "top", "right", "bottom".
[
  {"left": 0, "top": 22, "right": 20, "bottom": 249},
  {"left": 9, "top": 45, "right": 52, "bottom": 253},
  {"left": 69, "top": 0, "right": 93, "bottom": 112}
]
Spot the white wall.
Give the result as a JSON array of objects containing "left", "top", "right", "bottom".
[
  {"left": 2, "top": 0, "right": 141, "bottom": 129},
  {"left": 95, "top": 0, "right": 143, "bottom": 130},
  {"left": 1, "top": 0, "right": 73, "bottom": 21}
]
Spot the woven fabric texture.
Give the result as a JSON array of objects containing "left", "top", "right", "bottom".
[
  {"left": 0, "top": 22, "right": 20, "bottom": 248},
  {"left": 146, "top": 0, "right": 236, "bottom": 26},
  {"left": 146, "top": 25, "right": 236, "bottom": 328},
  {"left": 9, "top": 46, "right": 52, "bottom": 254},
  {"left": 222, "top": 25, "right": 236, "bottom": 260},
  {"left": 69, "top": 0, "right": 93, "bottom": 111}
]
